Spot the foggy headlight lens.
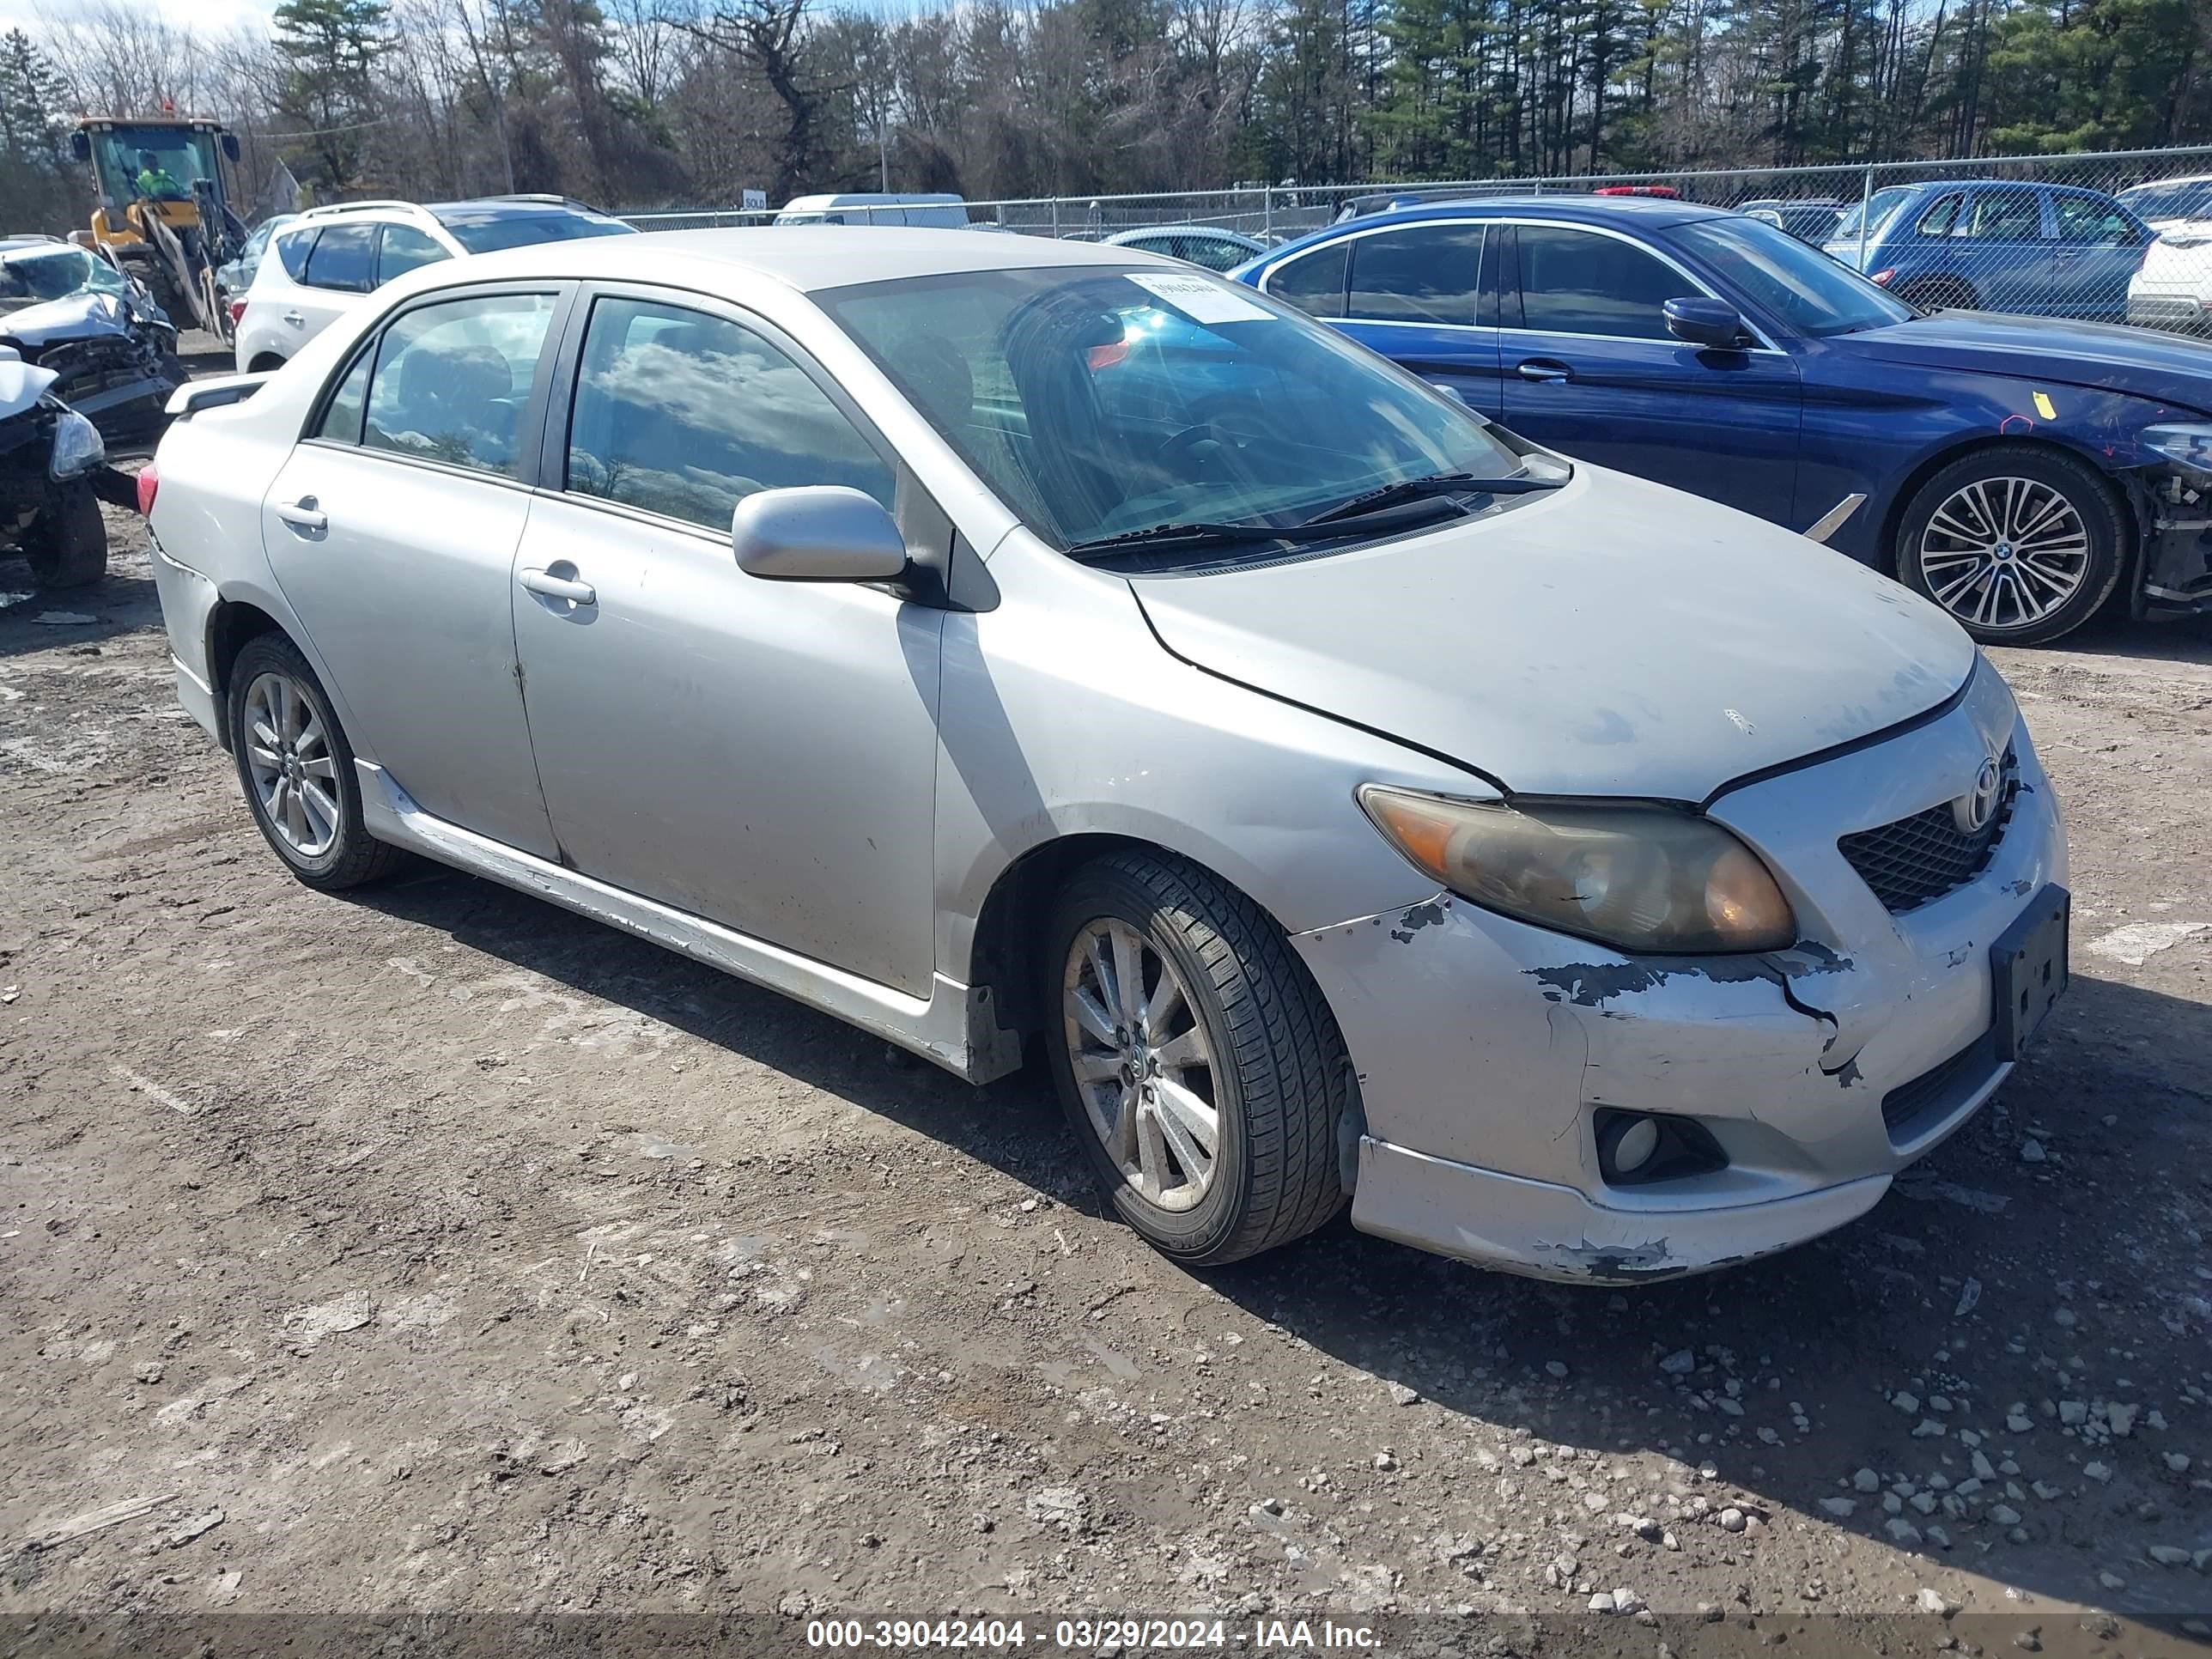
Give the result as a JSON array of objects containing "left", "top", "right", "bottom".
[
  {"left": 2140, "top": 423, "right": 2212, "bottom": 476},
  {"left": 1358, "top": 786, "right": 1796, "bottom": 954},
  {"left": 48, "top": 409, "right": 105, "bottom": 481}
]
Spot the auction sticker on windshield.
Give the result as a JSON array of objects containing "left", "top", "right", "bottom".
[{"left": 1127, "top": 271, "right": 1272, "bottom": 325}]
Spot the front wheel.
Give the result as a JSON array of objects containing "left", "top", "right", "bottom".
[
  {"left": 1045, "top": 850, "right": 1350, "bottom": 1267},
  {"left": 226, "top": 633, "right": 401, "bottom": 890},
  {"left": 1893, "top": 447, "right": 2126, "bottom": 645},
  {"left": 21, "top": 483, "right": 108, "bottom": 589}
]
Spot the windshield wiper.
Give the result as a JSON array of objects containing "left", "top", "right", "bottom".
[
  {"left": 1296, "top": 470, "right": 1563, "bottom": 528},
  {"left": 1062, "top": 520, "right": 1332, "bottom": 560}
]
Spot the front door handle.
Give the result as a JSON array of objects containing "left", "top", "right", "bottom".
[
  {"left": 520, "top": 567, "right": 597, "bottom": 605},
  {"left": 1516, "top": 359, "right": 1571, "bottom": 383},
  {"left": 274, "top": 496, "right": 325, "bottom": 532}
]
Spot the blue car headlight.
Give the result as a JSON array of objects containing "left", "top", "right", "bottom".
[{"left": 2139, "top": 423, "right": 2212, "bottom": 476}]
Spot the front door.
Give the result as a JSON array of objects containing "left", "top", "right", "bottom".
[
  {"left": 259, "top": 287, "right": 565, "bottom": 858},
  {"left": 510, "top": 290, "right": 944, "bottom": 997},
  {"left": 1328, "top": 220, "right": 1503, "bottom": 416},
  {"left": 1498, "top": 222, "right": 1802, "bottom": 522}
]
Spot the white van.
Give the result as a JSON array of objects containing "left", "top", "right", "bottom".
[{"left": 773, "top": 193, "right": 969, "bottom": 228}]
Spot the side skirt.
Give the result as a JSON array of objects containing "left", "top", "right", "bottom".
[{"left": 356, "top": 762, "right": 1023, "bottom": 1085}]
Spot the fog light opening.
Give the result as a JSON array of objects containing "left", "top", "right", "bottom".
[{"left": 1595, "top": 1109, "right": 1727, "bottom": 1187}]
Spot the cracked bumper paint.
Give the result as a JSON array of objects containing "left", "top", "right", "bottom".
[{"left": 1295, "top": 666, "right": 2064, "bottom": 1283}]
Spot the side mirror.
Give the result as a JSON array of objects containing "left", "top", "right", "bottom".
[
  {"left": 69, "top": 131, "right": 91, "bottom": 163},
  {"left": 221, "top": 133, "right": 241, "bottom": 163},
  {"left": 731, "top": 485, "right": 909, "bottom": 582},
  {"left": 1664, "top": 296, "right": 1750, "bottom": 349}
]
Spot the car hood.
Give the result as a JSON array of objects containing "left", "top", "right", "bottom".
[
  {"left": 0, "top": 345, "right": 57, "bottom": 419},
  {"left": 0, "top": 291, "right": 134, "bottom": 349},
  {"left": 1832, "top": 311, "right": 2212, "bottom": 413},
  {"left": 1129, "top": 468, "right": 1974, "bottom": 800}
]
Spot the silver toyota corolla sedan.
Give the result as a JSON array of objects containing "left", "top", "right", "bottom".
[{"left": 143, "top": 228, "right": 2069, "bottom": 1283}]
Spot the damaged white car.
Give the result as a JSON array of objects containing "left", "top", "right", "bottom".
[{"left": 141, "top": 231, "right": 2068, "bottom": 1282}]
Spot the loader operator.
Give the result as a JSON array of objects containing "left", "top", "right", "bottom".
[{"left": 134, "top": 151, "right": 188, "bottom": 202}]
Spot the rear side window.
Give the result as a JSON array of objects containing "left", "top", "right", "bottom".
[
  {"left": 1963, "top": 189, "right": 2045, "bottom": 241},
  {"left": 361, "top": 292, "right": 558, "bottom": 477},
  {"left": 1346, "top": 222, "right": 1485, "bottom": 325},
  {"left": 1516, "top": 225, "right": 1690, "bottom": 339},
  {"left": 563, "top": 295, "right": 894, "bottom": 532},
  {"left": 1264, "top": 242, "right": 1350, "bottom": 316},
  {"left": 313, "top": 346, "right": 374, "bottom": 444},
  {"left": 2052, "top": 194, "right": 2134, "bottom": 245},
  {"left": 376, "top": 224, "right": 450, "bottom": 286},
  {"left": 301, "top": 222, "right": 376, "bottom": 292},
  {"left": 276, "top": 228, "right": 314, "bottom": 281}
]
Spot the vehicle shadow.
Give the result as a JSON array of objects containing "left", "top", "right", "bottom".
[
  {"left": 354, "top": 864, "right": 2209, "bottom": 1624},
  {"left": 0, "top": 566, "right": 161, "bottom": 658},
  {"left": 2021, "top": 609, "right": 2212, "bottom": 668}
]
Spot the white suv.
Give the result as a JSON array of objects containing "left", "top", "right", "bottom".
[{"left": 234, "top": 196, "right": 634, "bottom": 373}]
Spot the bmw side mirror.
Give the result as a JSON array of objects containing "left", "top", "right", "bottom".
[
  {"left": 731, "top": 485, "right": 910, "bottom": 582},
  {"left": 1664, "top": 296, "right": 1750, "bottom": 350}
]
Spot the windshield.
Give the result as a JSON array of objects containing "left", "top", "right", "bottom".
[
  {"left": 1832, "top": 185, "right": 1917, "bottom": 241},
  {"left": 94, "top": 125, "right": 219, "bottom": 204},
  {"left": 2120, "top": 179, "right": 2212, "bottom": 222},
  {"left": 815, "top": 265, "right": 1525, "bottom": 551},
  {"left": 0, "top": 246, "right": 131, "bottom": 311},
  {"left": 432, "top": 207, "right": 635, "bottom": 253},
  {"left": 1669, "top": 215, "right": 1912, "bottom": 336}
]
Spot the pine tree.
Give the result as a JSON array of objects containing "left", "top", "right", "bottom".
[{"left": 272, "top": 0, "right": 392, "bottom": 191}]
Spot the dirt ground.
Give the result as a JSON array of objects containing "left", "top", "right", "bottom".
[{"left": 3, "top": 398, "right": 2210, "bottom": 1652}]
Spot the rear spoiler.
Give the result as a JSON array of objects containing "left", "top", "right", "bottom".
[{"left": 167, "top": 373, "right": 269, "bottom": 419}]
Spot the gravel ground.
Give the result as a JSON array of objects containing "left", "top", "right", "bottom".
[{"left": 2, "top": 401, "right": 2209, "bottom": 1652}]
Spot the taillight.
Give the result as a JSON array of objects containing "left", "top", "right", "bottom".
[
  {"left": 228, "top": 299, "right": 248, "bottom": 326},
  {"left": 136, "top": 464, "right": 159, "bottom": 517},
  {"left": 1869, "top": 268, "right": 1896, "bottom": 286}
]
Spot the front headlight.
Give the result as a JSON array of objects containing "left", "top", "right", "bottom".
[
  {"left": 2139, "top": 422, "right": 2212, "bottom": 476},
  {"left": 1358, "top": 786, "right": 1796, "bottom": 955},
  {"left": 47, "top": 408, "right": 105, "bottom": 482}
]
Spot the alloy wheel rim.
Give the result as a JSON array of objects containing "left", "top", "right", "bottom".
[
  {"left": 1917, "top": 476, "right": 2089, "bottom": 631},
  {"left": 1061, "top": 919, "right": 1220, "bottom": 1212},
  {"left": 242, "top": 671, "right": 341, "bottom": 859}
]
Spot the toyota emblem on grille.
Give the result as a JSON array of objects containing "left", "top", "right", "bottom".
[{"left": 1951, "top": 755, "right": 2005, "bottom": 835}]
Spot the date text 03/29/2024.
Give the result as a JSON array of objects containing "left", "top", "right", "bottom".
[{"left": 804, "top": 1619, "right": 1381, "bottom": 1650}]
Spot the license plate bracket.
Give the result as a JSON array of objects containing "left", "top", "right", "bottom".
[{"left": 1991, "top": 884, "right": 2069, "bottom": 1060}]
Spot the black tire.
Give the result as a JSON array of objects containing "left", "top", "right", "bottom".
[
  {"left": 1044, "top": 849, "right": 1349, "bottom": 1267},
  {"left": 226, "top": 633, "right": 402, "bottom": 890},
  {"left": 21, "top": 483, "right": 108, "bottom": 589},
  {"left": 1893, "top": 445, "right": 2127, "bottom": 646}
]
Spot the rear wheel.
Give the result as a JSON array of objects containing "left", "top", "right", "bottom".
[
  {"left": 1045, "top": 850, "right": 1349, "bottom": 1267},
  {"left": 226, "top": 633, "right": 401, "bottom": 890},
  {"left": 1893, "top": 447, "right": 2125, "bottom": 645},
  {"left": 21, "top": 483, "right": 108, "bottom": 589}
]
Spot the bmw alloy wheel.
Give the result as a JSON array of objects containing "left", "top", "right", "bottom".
[
  {"left": 1061, "top": 917, "right": 1220, "bottom": 1212},
  {"left": 241, "top": 670, "right": 342, "bottom": 859},
  {"left": 1915, "top": 475, "right": 2089, "bottom": 632}
]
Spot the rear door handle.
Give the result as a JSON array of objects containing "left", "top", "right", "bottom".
[
  {"left": 520, "top": 568, "right": 597, "bottom": 605},
  {"left": 274, "top": 496, "right": 325, "bottom": 532},
  {"left": 282, "top": 310, "right": 305, "bottom": 326},
  {"left": 1516, "top": 359, "right": 1571, "bottom": 383}
]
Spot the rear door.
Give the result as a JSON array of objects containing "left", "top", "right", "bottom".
[
  {"left": 1953, "top": 185, "right": 2056, "bottom": 313},
  {"left": 1498, "top": 221, "right": 1801, "bottom": 521},
  {"left": 2048, "top": 191, "right": 2151, "bottom": 322},
  {"left": 1326, "top": 221, "right": 1500, "bottom": 415},
  {"left": 259, "top": 285, "right": 567, "bottom": 858}
]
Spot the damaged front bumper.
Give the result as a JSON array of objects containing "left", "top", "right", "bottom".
[
  {"left": 2129, "top": 471, "right": 2212, "bottom": 617},
  {"left": 1294, "top": 665, "right": 2065, "bottom": 1284}
]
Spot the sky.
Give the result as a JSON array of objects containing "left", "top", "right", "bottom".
[{"left": 0, "top": 0, "right": 281, "bottom": 35}]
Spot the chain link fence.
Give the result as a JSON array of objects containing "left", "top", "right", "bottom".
[{"left": 624, "top": 145, "right": 2212, "bottom": 335}]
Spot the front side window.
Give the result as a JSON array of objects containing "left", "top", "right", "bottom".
[
  {"left": 361, "top": 291, "right": 557, "bottom": 477},
  {"left": 301, "top": 222, "right": 376, "bottom": 292},
  {"left": 1834, "top": 185, "right": 1916, "bottom": 242},
  {"left": 1264, "top": 242, "right": 1350, "bottom": 316},
  {"left": 1346, "top": 222, "right": 1485, "bottom": 326},
  {"left": 564, "top": 296, "right": 893, "bottom": 532},
  {"left": 1182, "top": 238, "right": 1249, "bottom": 273},
  {"left": 817, "top": 265, "right": 1523, "bottom": 551},
  {"left": 2051, "top": 193, "right": 2134, "bottom": 245},
  {"left": 1516, "top": 225, "right": 1691, "bottom": 339},
  {"left": 1917, "top": 193, "right": 1963, "bottom": 237},
  {"left": 376, "top": 224, "right": 451, "bottom": 286},
  {"left": 432, "top": 206, "right": 635, "bottom": 254}
]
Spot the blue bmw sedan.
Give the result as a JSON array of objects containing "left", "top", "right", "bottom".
[{"left": 1233, "top": 196, "right": 2212, "bottom": 644}]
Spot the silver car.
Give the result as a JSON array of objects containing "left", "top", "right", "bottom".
[{"left": 143, "top": 230, "right": 2069, "bottom": 1282}]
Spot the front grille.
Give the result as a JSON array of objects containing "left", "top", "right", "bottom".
[
  {"left": 1882, "top": 1028, "right": 2000, "bottom": 1139},
  {"left": 1839, "top": 751, "right": 2015, "bottom": 913}
]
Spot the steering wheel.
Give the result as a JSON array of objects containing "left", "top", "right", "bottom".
[{"left": 1152, "top": 395, "right": 1260, "bottom": 471}]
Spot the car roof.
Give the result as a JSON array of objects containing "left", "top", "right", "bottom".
[
  {"left": 2121, "top": 174, "right": 2212, "bottom": 191},
  {"left": 1106, "top": 226, "right": 1256, "bottom": 242},
  {"left": 412, "top": 226, "right": 1164, "bottom": 294}
]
